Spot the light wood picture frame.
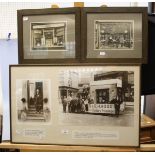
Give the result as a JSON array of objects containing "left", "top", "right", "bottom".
[{"left": 10, "top": 65, "right": 140, "bottom": 147}]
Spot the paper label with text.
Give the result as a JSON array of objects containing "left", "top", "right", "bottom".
[
  {"left": 72, "top": 131, "right": 119, "bottom": 140},
  {"left": 23, "top": 129, "right": 45, "bottom": 139}
]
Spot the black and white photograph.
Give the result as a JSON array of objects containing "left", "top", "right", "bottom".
[
  {"left": 83, "top": 7, "right": 147, "bottom": 64},
  {"left": 10, "top": 66, "right": 140, "bottom": 146},
  {"left": 16, "top": 79, "right": 51, "bottom": 122},
  {"left": 18, "top": 8, "right": 81, "bottom": 63},
  {"left": 59, "top": 69, "right": 134, "bottom": 126},
  {"left": 94, "top": 20, "right": 134, "bottom": 50},
  {"left": 31, "top": 22, "right": 67, "bottom": 51}
]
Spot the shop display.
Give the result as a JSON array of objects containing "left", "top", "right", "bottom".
[
  {"left": 10, "top": 65, "right": 140, "bottom": 146},
  {"left": 17, "top": 8, "right": 81, "bottom": 64},
  {"left": 81, "top": 7, "right": 148, "bottom": 63}
]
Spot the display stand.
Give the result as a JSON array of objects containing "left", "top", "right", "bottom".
[{"left": 0, "top": 141, "right": 138, "bottom": 152}]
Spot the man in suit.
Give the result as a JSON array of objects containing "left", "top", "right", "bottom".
[
  {"left": 62, "top": 96, "right": 68, "bottom": 113},
  {"left": 34, "top": 89, "right": 43, "bottom": 113},
  {"left": 110, "top": 96, "right": 122, "bottom": 117}
]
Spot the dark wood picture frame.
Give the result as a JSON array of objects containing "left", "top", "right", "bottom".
[
  {"left": 81, "top": 7, "right": 148, "bottom": 64},
  {"left": 18, "top": 8, "right": 81, "bottom": 64},
  {"left": 10, "top": 64, "right": 140, "bottom": 147}
]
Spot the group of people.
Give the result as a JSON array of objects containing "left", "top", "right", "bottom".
[
  {"left": 61, "top": 95, "right": 93, "bottom": 113},
  {"left": 99, "top": 34, "right": 133, "bottom": 49},
  {"left": 61, "top": 93, "right": 123, "bottom": 117}
]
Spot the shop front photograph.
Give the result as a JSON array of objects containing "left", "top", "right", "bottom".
[{"left": 58, "top": 69, "right": 135, "bottom": 127}]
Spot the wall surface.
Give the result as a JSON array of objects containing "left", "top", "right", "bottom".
[
  {"left": 0, "top": 2, "right": 52, "bottom": 39},
  {"left": 0, "top": 39, "right": 18, "bottom": 140}
]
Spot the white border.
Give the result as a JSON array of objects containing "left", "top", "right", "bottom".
[{"left": 15, "top": 79, "right": 52, "bottom": 125}]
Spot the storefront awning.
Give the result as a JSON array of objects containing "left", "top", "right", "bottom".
[{"left": 32, "top": 23, "right": 65, "bottom": 29}]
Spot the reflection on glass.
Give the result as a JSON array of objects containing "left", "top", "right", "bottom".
[{"left": 141, "top": 95, "right": 144, "bottom": 114}]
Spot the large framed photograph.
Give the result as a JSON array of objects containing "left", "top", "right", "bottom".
[
  {"left": 81, "top": 7, "right": 148, "bottom": 63},
  {"left": 18, "top": 8, "right": 81, "bottom": 64},
  {"left": 10, "top": 65, "right": 140, "bottom": 146},
  {"left": 0, "top": 70, "right": 3, "bottom": 142}
]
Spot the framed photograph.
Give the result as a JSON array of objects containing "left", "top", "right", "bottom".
[
  {"left": 0, "top": 69, "right": 3, "bottom": 142},
  {"left": 81, "top": 7, "right": 148, "bottom": 63},
  {"left": 10, "top": 65, "right": 140, "bottom": 146},
  {"left": 18, "top": 8, "right": 81, "bottom": 64}
]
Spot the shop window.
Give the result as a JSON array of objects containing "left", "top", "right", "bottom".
[{"left": 96, "top": 89, "right": 109, "bottom": 104}]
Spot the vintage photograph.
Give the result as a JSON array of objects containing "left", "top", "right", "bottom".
[
  {"left": 31, "top": 22, "right": 67, "bottom": 51},
  {"left": 18, "top": 8, "right": 81, "bottom": 63},
  {"left": 16, "top": 79, "right": 51, "bottom": 122},
  {"left": 59, "top": 69, "right": 134, "bottom": 126},
  {"left": 10, "top": 66, "right": 139, "bottom": 146},
  {"left": 94, "top": 20, "right": 134, "bottom": 50}
]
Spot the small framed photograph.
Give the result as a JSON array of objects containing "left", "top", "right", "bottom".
[
  {"left": 81, "top": 7, "right": 148, "bottom": 63},
  {"left": 18, "top": 8, "right": 81, "bottom": 64},
  {"left": 10, "top": 65, "right": 140, "bottom": 146}
]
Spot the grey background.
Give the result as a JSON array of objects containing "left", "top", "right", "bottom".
[
  {"left": 87, "top": 13, "right": 142, "bottom": 58},
  {"left": 23, "top": 14, "right": 75, "bottom": 59}
]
